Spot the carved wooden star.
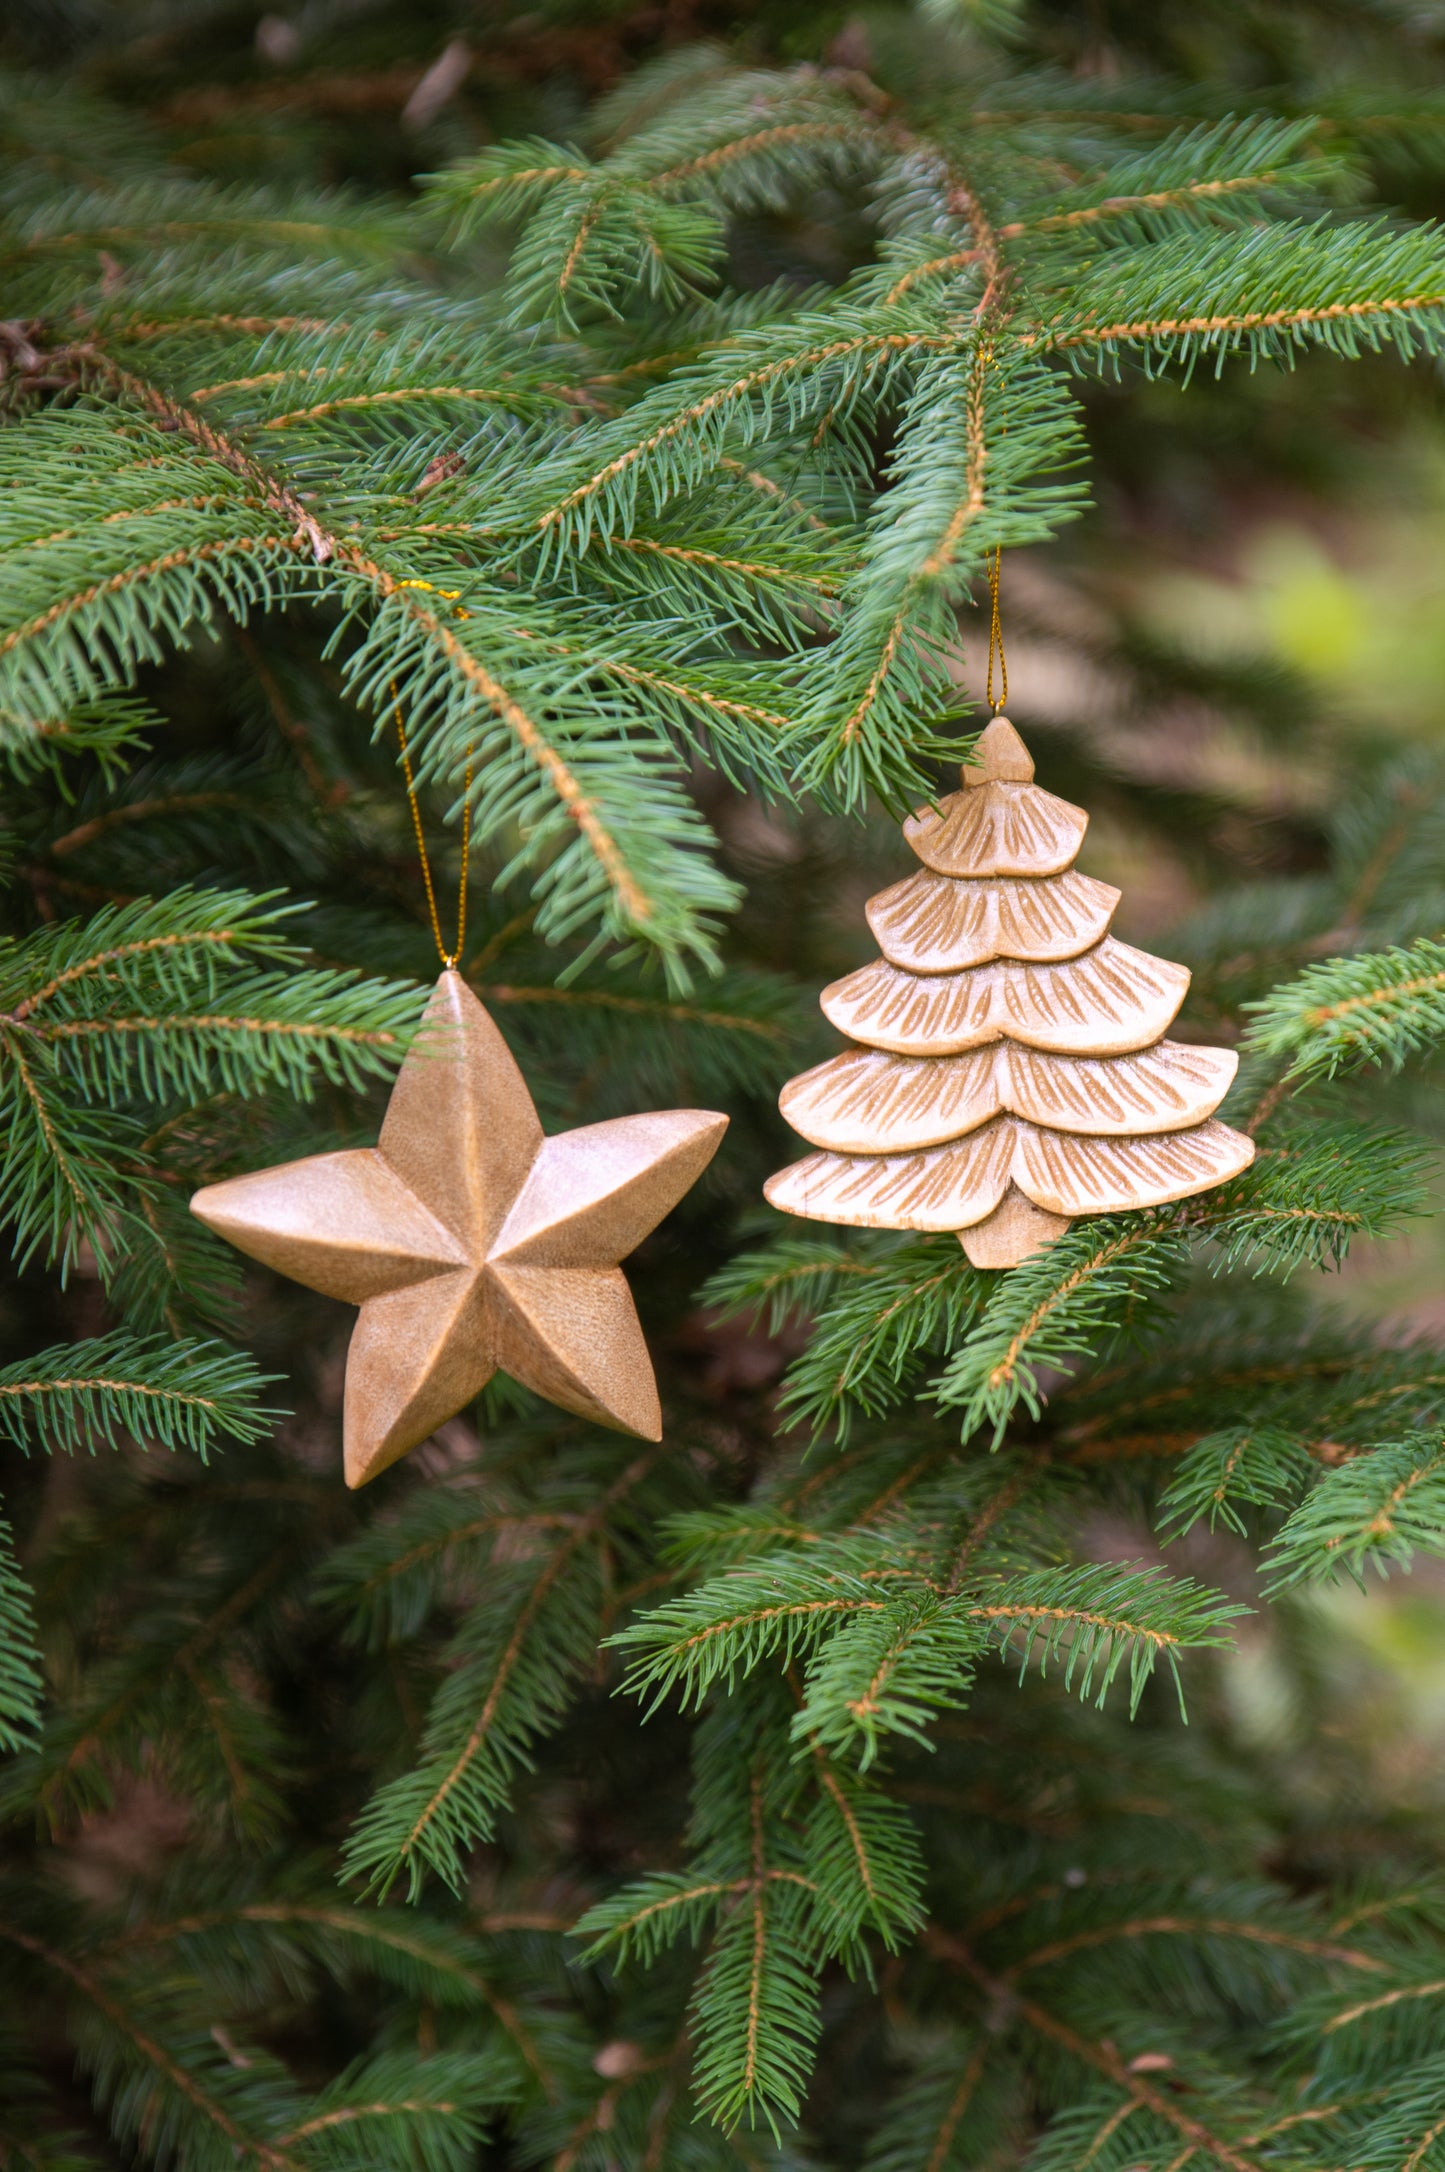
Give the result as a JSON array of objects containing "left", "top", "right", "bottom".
[{"left": 191, "top": 972, "right": 727, "bottom": 1486}]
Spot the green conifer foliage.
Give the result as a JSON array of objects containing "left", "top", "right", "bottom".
[{"left": 6, "top": 5, "right": 1445, "bottom": 2164}]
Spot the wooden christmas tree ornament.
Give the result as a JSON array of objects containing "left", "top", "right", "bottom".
[
  {"left": 765, "top": 718, "right": 1254, "bottom": 1268},
  {"left": 192, "top": 972, "right": 727, "bottom": 1486}
]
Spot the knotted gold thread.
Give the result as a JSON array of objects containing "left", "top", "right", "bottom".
[
  {"left": 389, "top": 577, "right": 474, "bottom": 971},
  {"left": 985, "top": 544, "right": 1008, "bottom": 715}
]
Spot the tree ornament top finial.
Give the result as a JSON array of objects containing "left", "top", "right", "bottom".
[{"left": 962, "top": 716, "right": 1034, "bottom": 787}]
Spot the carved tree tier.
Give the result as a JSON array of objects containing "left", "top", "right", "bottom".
[
  {"left": 867, "top": 865, "right": 1120, "bottom": 971},
  {"left": 903, "top": 774, "right": 1086, "bottom": 877},
  {"left": 781, "top": 1040, "right": 1239, "bottom": 1154},
  {"left": 822, "top": 940, "right": 1190, "bottom": 1057},
  {"left": 766, "top": 717, "right": 1255, "bottom": 1267},
  {"left": 767, "top": 1115, "right": 1255, "bottom": 1231}
]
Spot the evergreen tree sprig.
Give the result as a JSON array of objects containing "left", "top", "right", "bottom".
[
  {"left": 0, "top": 1333, "right": 277, "bottom": 1460},
  {"left": 0, "top": 1518, "right": 42, "bottom": 1753}
]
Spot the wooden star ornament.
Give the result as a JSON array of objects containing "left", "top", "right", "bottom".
[{"left": 191, "top": 972, "right": 727, "bottom": 1486}]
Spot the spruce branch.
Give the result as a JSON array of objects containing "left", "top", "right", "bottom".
[
  {"left": 931, "top": 1220, "right": 1185, "bottom": 1443},
  {"left": 702, "top": 1232, "right": 881, "bottom": 1339},
  {"left": 0, "top": 1513, "right": 43, "bottom": 1753},
  {"left": 790, "top": 344, "right": 1087, "bottom": 807},
  {"left": 1243, "top": 938, "right": 1445, "bottom": 1085},
  {"left": 4, "top": 1528, "right": 302, "bottom": 1839},
  {"left": 1, "top": 364, "right": 736, "bottom": 972},
  {"left": 934, "top": 1121, "right": 1429, "bottom": 1445},
  {"left": 575, "top": 1871, "right": 761, "bottom": 1967},
  {"left": 998, "top": 116, "right": 1355, "bottom": 245},
  {"left": 689, "top": 1867, "right": 820, "bottom": 2134},
  {"left": 0, "top": 1919, "right": 306, "bottom": 2172},
  {"left": 0, "top": 1046, "right": 149, "bottom": 1280},
  {"left": 104, "top": 1896, "right": 563, "bottom": 2097},
  {"left": 0, "top": 1333, "right": 276, "bottom": 1460},
  {"left": 797, "top": 1729, "right": 926, "bottom": 1948},
  {"left": 1264, "top": 1436, "right": 1445, "bottom": 1591},
  {"left": 612, "top": 1549, "right": 1237, "bottom": 1736},
  {"left": 337, "top": 564, "right": 739, "bottom": 973},
  {"left": 713, "top": 1232, "right": 986, "bottom": 1442},
  {"left": 25, "top": 969, "right": 419, "bottom": 1102},
  {"left": 2, "top": 176, "right": 404, "bottom": 271},
  {"left": 1156, "top": 1426, "right": 1316, "bottom": 1539},
  {"left": 432, "top": 72, "right": 887, "bottom": 329},
  {"left": 789, "top": 1594, "right": 984, "bottom": 1762},
  {"left": 342, "top": 1446, "right": 666, "bottom": 1898},
  {"left": 862, "top": 2034, "right": 997, "bottom": 2172},
  {"left": 613, "top": 1563, "right": 892, "bottom": 1712},
  {"left": 0, "top": 887, "right": 419, "bottom": 1287},
  {"left": 270, "top": 2049, "right": 514, "bottom": 2166},
  {"left": 1034, "top": 217, "right": 1445, "bottom": 371},
  {"left": 517, "top": 306, "right": 966, "bottom": 549},
  {"left": 0, "top": 695, "right": 153, "bottom": 784},
  {"left": 927, "top": 1931, "right": 1270, "bottom": 2172},
  {"left": 1061, "top": 1305, "right": 1445, "bottom": 1471}
]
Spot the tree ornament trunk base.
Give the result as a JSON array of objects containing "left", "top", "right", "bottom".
[{"left": 958, "top": 1184, "right": 1072, "bottom": 1268}]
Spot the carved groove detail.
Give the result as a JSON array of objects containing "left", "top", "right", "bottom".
[
  {"left": 867, "top": 866, "right": 1120, "bottom": 972},
  {"left": 781, "top": 1040, "right": 1239, "bottom": 1153},
  {"left": 764, "top": 1116, "right": 1254, "bottom": 1232},
  {"left": 821, "top": 939, "right": 1190, "bottom": 1056},
  {"left": 903, "top": 777, "right": 1087, "bottom": 877}
]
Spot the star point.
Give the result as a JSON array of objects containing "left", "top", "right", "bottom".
[{"left": 191, "top": 972, "right": 727, "bottom": 1486}]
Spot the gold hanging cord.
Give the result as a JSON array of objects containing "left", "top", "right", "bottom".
[
  {"left": 387, "top": 575, "right": 475, "bottom": 971},
  {"left": 985, "top": 543, "right": 1008, "bottom": 715},
  {"left": 390, "top": 693, "right": 473, "bottom": 971}
]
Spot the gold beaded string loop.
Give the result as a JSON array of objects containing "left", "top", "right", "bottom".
[
  {"left": 387, "top": 578, "right": 474, "bottom": 972},
  {"left": 985, "top": 544, "right": 1008, "bottom": 715}
]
